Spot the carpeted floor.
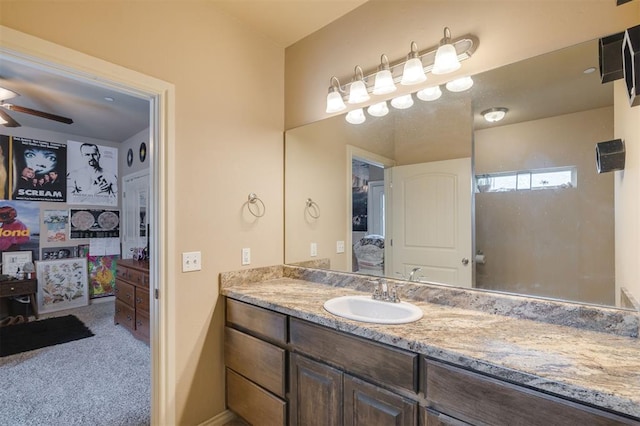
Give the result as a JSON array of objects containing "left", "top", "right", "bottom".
[{"left": 0, "top": 300, "right": 150, "bottom": 426}]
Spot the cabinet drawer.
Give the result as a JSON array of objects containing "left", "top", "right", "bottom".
[
  {"left": 226, "top": 298, "right": 287, "bottom": 345},
  {"left": 225, "top": 327, "right": 286, "bottom": 397},
  {"left": 115, "top": 299, "right": 135, "bottom": 331},
  {"left": 425, "top": 359, "right": 638, "bottom": 426},
  {"left": 116, "top": 265, "right": 130, "bottom": 281},
  {"left": 290, "top": 318, "right": 418, "bottom": 393},
  {"left": 0, "top": 280, "right": 36, "bottom": 297},
  {"left": 135, "top": 309, "right": 150, "bottom": 342},
  {"left": 226, "top": 368, "right": 286, "bottom": 426},
  {"left": 128, "top": 269, "right": 149, "bottom": 288},
  {"left": 115, "top": 280, "right": 135, "bottom": 306},
  {"left": 135, "top": 287, "right": 150, "bottom": 314}
]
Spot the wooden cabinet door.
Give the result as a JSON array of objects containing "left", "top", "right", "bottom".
[
  {"left": 344, "top": 375, "right": 417, "bottom": 426},
  {"left": 290, "top": 353, "right": 342, "bottom": 426}
]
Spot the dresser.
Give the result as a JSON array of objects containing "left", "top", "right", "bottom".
[{"left": 114, "top": 259, "right": 149, "bottom": 344}]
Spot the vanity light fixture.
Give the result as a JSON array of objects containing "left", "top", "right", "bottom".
[
  {"left": 445, "top": 76, "right": 474, "bottom": 92},
  {"left": 345, "top": 108, "right": 367, "bottom": 124},
  {"left": 367, "top": 101, "right": 390, "bottom": 117},
  {"left": 0, "top": 115, "right": 7, "bottom": 125},
  {"left": 373, "top": 55, "right": 397, "bottom": 95},
  {"left": 417, "top": 85, "right": 442, "bottom": 101},
  {"left": 0, "top": 87, "right": 18, "bottom": 101},
  {"left": 432, "top": 27, "right": 462, "bottom": 75},
  {"left": 482, "top": 107, "right": 508, "bottom": 122},
  {"left": 326, "top": 76, "right": 346, "bottom": 113},
  {"left": 391, "top": 94, "right": 414, "bottom": 109},
  {"left": 401, "top": 41, "right": 428, "bottom": 85},
  {"left": 348, "top": 66, "right": 370, "bottom": 104}
]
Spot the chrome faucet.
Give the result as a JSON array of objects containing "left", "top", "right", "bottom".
[
  {"left": 409, "top": 267, "right": 422, "bottom": 282},
  {"left": 370, "top": 279, "right": 400, "bottom": 303}
]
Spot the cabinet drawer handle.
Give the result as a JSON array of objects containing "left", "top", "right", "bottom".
[
  {"left": 126, "top": 294, "right": 131, "bottom": 300},
  {"left": 10, "top": 287, "right": 15, "bottom": 291},
  {"left": 127, "top": 315, "right": 132, "bottom": 321},
  {"left": 136, "top": 297, "right": 141, "bottom": 304}
]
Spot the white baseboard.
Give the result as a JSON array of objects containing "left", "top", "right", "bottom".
[
  {"left": 198, "top": 409, "right": 237, "bottom": 426},
  {"left": 90, "top": 295, "right": 115, "bottom": 304}
]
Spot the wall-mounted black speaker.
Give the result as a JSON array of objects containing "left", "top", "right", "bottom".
[
  {"left": 623, "top": 24, "right": 640, "bottom": 106},
  {"left": 596, "top": 139, "right": 625, "bottom": 173},
  {"left": 599, "top": 31, "right": 625, "bottom": 83}
]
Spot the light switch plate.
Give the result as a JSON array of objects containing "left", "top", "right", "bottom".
[
  {"left": 310, "top": 242, "right": 318, "bottom": 257},
  {"left": 182, "top": 251, "right": 202, "bottom": 272},
  {"left": 336, "top": 241, "right": 345, "bottom": 253},
  {"left": 242, "top": 248, "right": 251, "bottom": 265}
]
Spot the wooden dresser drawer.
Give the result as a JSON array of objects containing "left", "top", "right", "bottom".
[
  {"left": 225, "top": 327, "right": 286, "bottom": 397},
  {"left": 226, "top": 368, "right": 286, "bottom": 426},
  {"left": 116, "top": 264, "right": 130, "bottom": 281},
  {"left": 290, "top": 318, "right": 418, "bottom": 393},
  {"left": 135, "top": 287, "right": 150, "bottom": 313},
  {"left": 226, "top": 298, "right": 287, "bottom": 345},
  {"left": 128, "top": 269, "right": 149, "bottom": 288},
  {"left": 115, "top": 280, "right": 135, "bottom": 306},
  {"left": 425, "top": 359, "right": 638, "bottom": 426},
  {"left": 0, "top": 280, "right": 36, "bottom": 297},
  {"left": 115, "top": 299, "right": 135, "bottom": 331},
  {"left": 135, "top": 309, "right": 150, "bottom": 341}
]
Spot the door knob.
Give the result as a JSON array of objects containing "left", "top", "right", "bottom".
[{"left": 461, "top": 258, "right": 469, "bottom": 266}]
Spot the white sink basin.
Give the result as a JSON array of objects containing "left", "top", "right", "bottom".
[{"left": 323, "top": 295, "right": 423, "bottom": 324}]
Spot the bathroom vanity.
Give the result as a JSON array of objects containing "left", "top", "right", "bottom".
[{"left": 221, "top": 266, "right": 640, "bottom": 425}]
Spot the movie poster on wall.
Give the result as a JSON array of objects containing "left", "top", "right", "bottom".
[
  {"left": 11, "top": 136, "right": 67, "bottom": 202},
  {"left": 0, "top": 135, "right": 9, "bottom": 200},
  {"left": 69, "top": 208, "right": 120, "bottom": 239},
  {"left": 67, "top": 141, "right": 118, "bottom": 206},
  {"left": 0, "top": 200, "right": 40, "bottom": 259}
]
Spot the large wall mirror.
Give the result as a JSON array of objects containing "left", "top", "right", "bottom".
[{"left": 285, "top": 36, "right": 627, "bottom": 309}]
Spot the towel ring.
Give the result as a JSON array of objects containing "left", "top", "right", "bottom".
[
  {"left": 247, "top": 193, "right": 266, "bottom": 217},
  {"left": 306, "top": 198, "right": 320, "bottom": 219}
]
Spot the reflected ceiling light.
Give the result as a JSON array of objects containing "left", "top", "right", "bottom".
[
  {"left": 583, "top": 66, "right": 597, "bottom": 74},
  {"left": 482, "top": 107, "right": 508, "bottom": 122},
  {"left": 367, "top": 101, "right": 389, "bottom": 117},
  {"left": 401, "top": 42, "right": 427, "bottom": 85},
  {"left": 391, "top": 94, "right": 414, "bottom": 109},
  {"left": 348, "top": 66, "right": 370, "bottom": 104},
  {"left": 345, "top": 108, "right": 366, "bottom": 124},
  {"left": 325, "top": 76, "right": 346, "bottom": 113},
  {"left": 0, "top": 115, "right": 7, "bottom": 125},
  {"left": 373, "top": 54, "right": 397, "bottom": 95},
  {"left": 432, "top": 27, "right": 461, "bottom": 75},
  {"left": 446, "top": 76, "right": 474, "bottom": 92},
  {"left": 417, "top": 85, "right": 442, "bottom": 101}
]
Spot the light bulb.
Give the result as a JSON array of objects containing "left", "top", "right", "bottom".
[
  {"left": 432, "top": 28, "right": 461, "bottom": 75},
  {"left": 401, "top": 42, "right": 426, "bottom": 85},
  {"left": 326, "top": 90, "right": 346, "bottom": 113},
  {"left": 367, "top": 101, "right": 389, "bottom": 117},
  {"left": 482, "top": 107, "right": 508, "bottom": 122},
  {"left": 345, "top": 108, "right": 366, "bottom": 124},
  {"left": 417, "top": 86, "right": 442, "bottom": 101},
  {"left": 445, "top": 76, "right": 473, "bottom": 92},
  {"left": 391, "top": 94, "right": 414, "bottom": 109},
  {"left": 373, "top": 69, "right": 396, "bottom": 95}
]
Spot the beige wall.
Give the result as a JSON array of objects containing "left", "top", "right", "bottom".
[
  {"left": 285, "top": 1, "right": 639, "bottom": 129},
  {"left": 615, "top": 80, "right": 640, "bottom": 306},
  {"left": 0, "top": 2, "right": 284, "bottom": 425},
  {"left": 475, "top": 107, "right": 615, "bottom": 305}
]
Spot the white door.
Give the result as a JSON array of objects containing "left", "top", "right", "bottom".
[
  {"left": 387, "top": 158, "right": 472, "bottom": 287},
  {"left": 121, "top": 170, "right": 150, "bottom": 259},
  {"left": 367, "top": 180, "right": 385, "bottom": 236}
]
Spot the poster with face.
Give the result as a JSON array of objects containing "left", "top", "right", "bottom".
[
  {"left": 11, "top": 136, "right": 67, "bottom": 202},
  {"left": 67, "top": 140, "right": 118, "bottom": 206},
  {"left": 0, "top": 200, "right": 40, "bottom": 258},
  {"left": 0, "top": 135, "right": 9, "bottom": 200}
]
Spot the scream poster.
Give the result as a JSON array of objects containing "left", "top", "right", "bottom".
[{"left": 11, "top": 136, "right": 67, "bottom": 202}]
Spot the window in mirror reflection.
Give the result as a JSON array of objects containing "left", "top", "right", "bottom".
[{"left": 476, "top": 167, "right": 576, "bottom": 193}]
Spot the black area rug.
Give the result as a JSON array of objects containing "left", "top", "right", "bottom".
[{"left": 0, "top": 314, "right": 94, "bottom": 357}]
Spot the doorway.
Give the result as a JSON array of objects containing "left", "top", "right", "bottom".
[{"left": 0, "top": 27, "right": 171, "bottom": 424}]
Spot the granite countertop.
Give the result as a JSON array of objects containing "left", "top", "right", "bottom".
[{"left": 221, "top": 277, "right": 640, "bottom": 419}]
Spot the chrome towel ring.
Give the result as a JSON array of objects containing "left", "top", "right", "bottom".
[
  {"left": 306, "top": 198, "right": 320, "bottom": 219},
  {"left": 247, "top": 193, "right": 266, "bottom": 217}
]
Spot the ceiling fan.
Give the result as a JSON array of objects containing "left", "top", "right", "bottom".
[{"left": 0, "top": 86, "right": 73, "bottom": 128}]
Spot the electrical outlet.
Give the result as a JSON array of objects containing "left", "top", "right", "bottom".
[
  {"left": 182, "top": 251, "right": 202, "bottom": 272},
  {"left": 310, "top": 242, "right": 318, "bottom": 257},
  {"left": 242, "top": 248, "right": 251, "bottom": 265},
  {"left": 336, "top": 240, "right": 345, "bottom": 253}
]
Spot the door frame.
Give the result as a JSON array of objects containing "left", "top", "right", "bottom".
[
  {"left": 346, "top": 145, "right": 394, "bottom": 273},
  {"left": 0, "top": 25, "right": 175, "bottom": 424}
]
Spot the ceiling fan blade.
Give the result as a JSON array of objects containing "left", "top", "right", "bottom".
[
  {"left": 0, "top": 109, "right": 21, "bottom": 127},
  {"left": 7, "top": 104, "right": 73, "bottom": 125}
]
